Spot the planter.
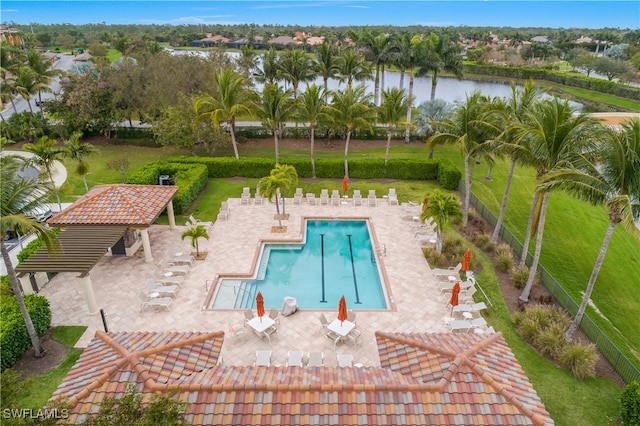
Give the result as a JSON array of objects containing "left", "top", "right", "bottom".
[
  {"left": 271, "top": 226, "right": 287, "bottom": 233},
  {"left": 274, "top": 214, "right": 290, "bottom": 220},
  {"left": 192, "top": 251, "right": 209, "bottom": 260}
]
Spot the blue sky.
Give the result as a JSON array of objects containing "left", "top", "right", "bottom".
[{"left": 1, "top": 1, "right": 638, "bottom": 29}]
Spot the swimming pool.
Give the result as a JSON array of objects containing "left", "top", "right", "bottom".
[{"left": 210, "top": 219, "right": 388, "bottom": 310}]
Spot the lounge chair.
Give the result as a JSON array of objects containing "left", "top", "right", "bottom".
[
  {"left": 227, "top": 323, "right": 246, "bottom": 338},
  {"left": 352, "top": 190, "right": 362, "bottom": 206},
  {"left": 188, "top": 215, "right": 213, "bottom": 229},
  {"left": 306, "top": 193, "right": 316, "bottom": 205},
  {"left": 320, "top": 189, "right": 329, "bottom": 205},
  {"left": 254, "top": 350, "right": 272, "bottom": 366},
  {"left": 307, "top": 352, "right": 324, "bottom": 367},
  {"left": 446, "top": 319, "right": 472, "bottom": 332},
  {"left": 432, "top": 263, "right": 462, "bottom": 278},
  {"left": 293, "top": 188, "right": 303, "bottom": 205},
  {"left": 437, "top": 279, "right": 475, "bottom": 294},
  {"left": 140, "top": 296, "right": 173, "bottom": 312},
  {"left": 145, "top": 280, "right": 179, "bottom": 297},
  {"left": 217, "top": 201, "right": 230, "bottom": 220},
  {"left": 331, "top": 189, "right": 341, "bottom": 206},
  {"left": 367, "top": 190, "right": 377, "bottom": 207},
  {"left": 159, "top": 275, "right": 184, "bottom": 287},
  {"left": 336, "top": 353, "right": 353, "bottom": 367},
  {"left": 254, "top": 186, "right": 265, "bottom": 204},
  {"left": 287, "top": 350, "right": 304, "bottom": 367},
  {"left": 241, "top": 187, "right": 251, "bottom": 205},
  {"left": 169, "top": 254, "right": 195, "bottom": 266},
  {"left": 387, "top": 188, "right": 398, "bottom": 205},
  {"left": 164, "top": 263, "right": 190, "bottom": 276},
  {"left": 474, "top": 326, "right": 496, "bottom": 336},
  {"left": 469, "top": 317, "right": 487, "bottom": 329},
  {"left": 452, "top": 301, "right": 488, "bottom": 316}
]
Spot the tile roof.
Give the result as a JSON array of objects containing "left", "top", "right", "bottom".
[
  {"left": 48, "top": 184, "right": 178, "bottom": 226},
  {"left": 53, "top": 331, "right": 553, "bottom": 425}
]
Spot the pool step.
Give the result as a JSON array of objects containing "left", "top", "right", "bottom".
[{"left": 234, "top": 280, "right": 258, "bottom": 309}]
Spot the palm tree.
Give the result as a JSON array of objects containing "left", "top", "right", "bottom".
[
  {"left": 256, "top": 83, "right": 294, "bottom": 165},
  {"left": 516, "top": 99, "right": 599, "bottom": 302},
  {"left": 413, "top": 99, "right": 454, "bottom": 156},
  {"left": 254, "top": 47, "right": 279, "bottom": 85},
  {"left": 236, "top": 45, "right": 258, "bottom": 82},
  {"left": 394, "top": 34, "right": 428, "bottom": 143},
  {"left": 258, "top": 172, "right": 287, "bottom": 229},
  {"left": 14, "top": 67, "right": 43, "bottom": 114},
  {"left": 427, "top": 92, "right": 488, "bottom": 227},
  {"left": 180, "top": 225, "right": 209, "bottom": 257},
  {"left": 357, "top": 30, "right": 392, "bottom": 106},
  {"left": 64, "top": 131, "right": 98, "bottom": 193},
  {"left": 420, "top": 190, "right": 463, "bottom": 254},
  {"left": 377, "top": 87, "right": 410, "bottom": 167},
  {"left": 270, "top": 164, "right": 299, "bottom": 216},
  {"left": 277, "top": 49, "right": 315, "bottom": 99},
  {"left": 295, "top": 84, "right": 332, "bottom": 178},
  {"left": 314, "top": 40, "right": 340, "bottom": 93},
  {"left": 0, "top": 154, "right": 59, "bottom": 359},
  {"left": 23, "top": 136, "right": 66, "bottom": 211},
  {"left": 418, "top": 32, "right": 464, "bottom": 100},
  {"left": 538, "top": 118, "right": 640, "bottom": 340},
  {"left": 26, "top": 50, "right": 63, "bottom": 114},
  {"left": 336, "top": 49, "right": 371, "bottom": 89},
  {"left": 328, "top": 85, "right": 374, "bottom": 178},
  {"left": 193, "top": 68, "right": 257, "bottom": 160}
]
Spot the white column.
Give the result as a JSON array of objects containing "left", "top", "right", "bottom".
[
  {"left": 81, "top": 274, "right": 98, "bottom": 314},
  {"left": 167, "top": 200, "right": 176, "bottom": 229},
  {"left": 140, "top": 228, "right": 153, "bottom": 263}
]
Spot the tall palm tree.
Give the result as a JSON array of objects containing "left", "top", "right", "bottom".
[
  {"left": 377, "top": 87, "right": 410, "bottom": 167},
  {"left": 236, "top": 45, "right": 258, "bottom": 83},
  {"left": 0, "top": 154, "right": 59, "bottom": 359},
  {"left": 538, "top": 118, "right": 640, "bottom": 340},
  {"left": 359, "top": 31, "right": 392, "bottom": 106},
  {"left": 258, "top": 172, "right": 287, "bottom": 229},
  {"left": 394, "top": 34, "right": 428, "bottom": 143},
  {"left": 254, "top": 47, "right": 280, "bottom": 85},
  {"left": 336, "top": 49, "right": 371, "bottom": 89},
  {"left": 193, "top": 68, "right": 257, "bottom": 160},
  {"left": 277, "top": 49, "right": 315, "bottom": 99},
  {"left": 418, "top": 32, "right": 464, "bottom": 100},
  {"left": 256, "top": 83, "right": 294, "bottom": 165},
  {"left": 427, "top": 92, "right": 488, "bottom": 227},
  {"left": 23, "top": 136, "right": 66, "bottom": 211},
  {"left": 295, "top": 84, "right": 332, "bottom": 178},
  {"left": 516, "top": 99, "right": 599, "bottom": 302},
  {"left": 420, "top": 190, "right": 463, "bottom": 254},
  {"left": 26, "top": 50, "right": 63, "bottom": 113},
  {"left": 413, "top": 99, "right": 454, "bottom": 156},
  {"left": 314, "top": 40, "right": 340, "bottom": 94},
  {"left": 14, "top": 67, "right": 44, "bottom": 114},
  {"left": 64, "top": 131, "right": 98, "bottom": 193},
  {"left": 328, "top": 85, "right": 374, "bottom": 178},
  {"left": 270, "top": 163, "right": 299, "bottom": 216}
]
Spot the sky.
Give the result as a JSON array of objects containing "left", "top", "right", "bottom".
[{"left": 1, "top": 1, "right": 638, "bottom": 29}]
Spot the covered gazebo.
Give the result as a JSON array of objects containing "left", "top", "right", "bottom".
[{"left": 16, "top": 184, "right": 178, "bottom": 314}]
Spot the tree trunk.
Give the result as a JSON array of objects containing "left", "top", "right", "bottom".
[
  {"left": 0, "top": 240, "right": 45, "bottom": 358},
  {"left": 519, "top": 191, "right": 539, "bottom": 269},
  {"left": 491, "top": 159, "right": 516, "bottom": 243},
  {"left": 48, "top": 172, "right": 62, "bottom": 212},
  {"left": 565, "top": 220, "right": 616, "bottom": 341},
  {"left": 399, "top": 70, "right": 405, "bottom": 90},
  {"left": 310, "top": 126, "right": 316, "bottom": 178},
  {"left": 519, "top": 192, "right": 549, "bottom": 302},
  {"left": 229, "top": 120, "right": 240, "bottom": 160},
  {"left": 462, "top": 153, "right": 472, "bottom": 227},
  {"left": 82, "top": 175, "right": 89, "bottom": 193},
  {"left": 430, "top": 71, "right": 438, "bottom": 100},
  {"left": 323, "top": 77, "right": 329, "bottom": 94},
  {"left": 344, "top": 129, "right": 351, "bottom": 178},
  {"left": 436, "top": 228, "right": 443, "bottom": 254},
  {"left": 384, "top": 127, "right": 392, "bottom": 168},
  {"left": 380, "top": 63, "right": 385, "bottom": 97},
  {"left": 404, "top": 70, "right": 414, "bottom": 144},
  {"left": 274, "top": 191, "right": 282, "bottom": 228},
  {"left": 374, "top": 64, "right": 380, "bottom": 106},
  {"left": 274, "top": 131, "right": 280, "bottom": 165}
]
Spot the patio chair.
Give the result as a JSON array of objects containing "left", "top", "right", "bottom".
[
  {"left": 306, "top": 193, "right": 316, "bottom": 205},
  {"left": 293, "top": 188, "right": 303, "bottom": 205},
  {"left": 254, "top": 350, "right": 272, "bottom": 366},
  {"left": 307, "top": 352, "right": 324, "bottom": 367},
  {"left": 140, "top": 296, "right": 173, "bottom": 312},
  {"left": 367, "top": 190, "right": 377, "bottom": 207},
  {"left": 352, "top": 190, "right": 363, "bottom": 206},
  {"left": 159, "top": 275, "right": 184, "bottom": 287},
  {"left": 269, "top": 308, "right": 280, "bottom": 324},
  {"left": 446, "top": 319, "right": 472, "bottom": 332},
  {"left": 163, "top": 263, "right": 190, "bottom": 276},
  {"left": 145, "top": 280, "right": 179, "bottom": 297},
  {"left": 241, "top": 187, "right": 251, "bottom": 205},
  {"left": 319, "top": 313, "right": 330, "bottom": 333},
  {"left": 336, "top": 353, "right": 353, "bottom": 367},
  {"left": 287, "top": 350, "right": 304, "bottom": 367},
  {"left": 243, "top": 309, "right": 255, "bottom": 325},
  {"left": 170, "top": 254, "right": 195, "bottom": 267},
  {"left": 254, "top": 186, "right": 265, "bottom": 205},
  {"left": 217, "top": 201, "right": 230, "bottom": 220},
  {"left": 432, "top": 263, "right": 462, "bottom": 278},
  {"left": 347, "top": 310, "right": 357, "bottom": 325},
  {"left": 320, "top": 189, "right": 329, "bottom": 205},
  {"left": 188, "top": 215, "right": 213, "bottom": 229},
  {"left": 331, "top": 189, "right": 341, "bottom": 206},
  {"left": 347, "top": 328, "right": 362, "bottom": 346},
  {"left": 387, "top": 188, "right": 398, "bottom": 205}
]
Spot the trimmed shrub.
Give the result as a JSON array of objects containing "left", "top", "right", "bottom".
[
  {"left": 437, "top": 159, "right": 462, "bottom": 190},
  {"left": 534, "top": 323, "right": 567, "bottom": 359},
  {"left": 0, "top": 294, "right": 52, "bottom": 371},
  {"left": 558, "top": 342, "right": 598, "bottom": 380},
  {"left": 511, "top": 266, "right": 530, "bottom": 290},
  {"left": 496, "top": 252, "right": 514, "bottom": 273},
  {"left": 0, "top": 275, "right": 13, "bottom": 296},
  {"left": 621, "top": 381, "right": 640, "bottom": 426}
]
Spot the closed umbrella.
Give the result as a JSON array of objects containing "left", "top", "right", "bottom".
[
  {"left": 337, "top": 295, "right": 348, "bottom": 324},
  {"left": 342, "top": 176, "right": 349, "bottom": 195},
  {"left": 256, "top": 291, "right": 265, "bottom": 322},
  {"left": 449, "top": 282, "right": 460, "bottom": 316},
  {"left": 462, "top": 249, "right": 472, "bottom": 272}
]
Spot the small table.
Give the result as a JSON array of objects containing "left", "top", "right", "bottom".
[
  {"left": 448, "top": 275, "right": 457, "bottom": 282},
  {"left": 164, "top": 272, "right": 173, "bottom": 277},
  {"left": 247, "top": 316, "right": 276, "bottom": 341},
  {"left": 327, "top": 319, "right": 356, "bottom": 349},
  {"left": 149, "top": 292, "right": 159, "bottom": 299}
]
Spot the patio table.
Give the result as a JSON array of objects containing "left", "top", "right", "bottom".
[
  {"left": 327, "top": 319, "right": 355, "bottom": 349},
  {"left": 247, "top": 316, "right": 276, "bottom": 342}
]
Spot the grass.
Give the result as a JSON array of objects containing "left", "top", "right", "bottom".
[
  {"left": 106, "top": 49, "right": 122, "bottom": 63},
  {"left": 15, "top": 326, "right": 87, "bottom": 410}
]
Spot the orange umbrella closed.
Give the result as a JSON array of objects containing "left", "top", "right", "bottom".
[
  {"left": 337, "top": 295, "right": 348, "bottom": 323},
  {"left": 462, "top": 249, "right": 472, "bottom": 272},
  {"left": 342, "top": 176, "right": 349, "bottom": 195},
  {"left": 449, "top": 282, "right": 460, "bottom": 316},
  {"left": 256, "top": 291, "right": 265, "bottom": 322}
]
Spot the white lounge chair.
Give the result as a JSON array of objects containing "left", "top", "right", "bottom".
[
  {"left": 367, "top": 189, "right": 377, "bottom": 207},
  {"left": 307, "top": 352, "right": 324, "bottom": 367},
  {"left": 352, "top": 190, "right": 363, "bottom": 206},
  {"left": 320, "top": 189, "right": 329, "bottom": 205},
  {"left": 217, "top": 201, "right": 230, "bottom": 220},
  {"left": 287, "top": 350, "right": 304, "bottom": 367},
  {"left": 164, "top": 263, "right": 190, "bottom": 276},
  {"left": 388, "top": 188, "right": 398, "bottom": 205},
  {"left": 140, "top": 296, "right": 173, "bottom": 312},
  {"left": 446, "top": 319, "right": 472, "bottom": 332},
  {"left": 169, "top": 254, "right": 195, "bottom": 266},
  {"left": 254, "top": 350, "right": 272, "bottom": 366},
  {"left": 432, "top": 263, "right": 462, "bottom": 278},
  {"left": 145, "top": 280, "right": 179, "bottom": 297},
  {"left": 293, "top": 188, "right": 303, "bottom": 205},
  {"left": 188, "top": 215, "right": 213, "bottom": 229},
  {"left": 336, "top": 353, "right": 353, "bottom": 367},
  {"left": 452, "top": 301, "right": 488, "bottom": 316},
  {"left": 159, "top": 275, "right": 184, "bottom": 287},
  {"left": 306, "top": 193, "right": 316, "bottom": 205},
  {"left": 331, "top": 189, "right": 341, "bottom": 206},
  {"left": 437, "top": 278, "right": 475, "bottom": 294},
  {"left": 254, "top": 186, "right": 265, "bottom": 204},
  {"left": 241, "top": 187, "right": 251, "bottom": 205}
]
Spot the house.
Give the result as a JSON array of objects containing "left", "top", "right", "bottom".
[
  {"left": 226, "top": 36, "right": 266, "bottom": 50},
  {"left": 531, "top": 36, "right": 550, "bottom": 44},
  {"left": 191, "top": 34, "right": 230, "bottom": 48},
  {"left": 268, "top": 35, "right": 301, "bottom": 49}
]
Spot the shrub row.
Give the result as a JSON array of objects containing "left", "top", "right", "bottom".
[
  {"left": 234, "top": 126, "right": 400, "bottom": 141},
  {"left": 465, "top": 63, "right": 640, "bottom": 101},
  {"left": 0, "top": 294, "right": 52, "bottom": 372},
  {"left": 127, "top": 162, "right": 209, "bottom": 214}
]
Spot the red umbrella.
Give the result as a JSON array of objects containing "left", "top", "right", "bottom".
[
  {"left": 449, "top": 281, "right": 460, "bottom": 316},
  {"left": 342, "top": 176, "right": 349, "bottom": 195},
  {"left": 462, "top": 249, "right": 472, "bottom": 272},
  {"left": 256, "top": 291, "right": 265, "bottom": 322},
  {"left": 337, "top": 295, "right": 348, "bottom": 323}
]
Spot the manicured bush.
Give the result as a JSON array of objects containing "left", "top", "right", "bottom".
[
  {"left": 437, "top": 159, "right": 462, "bottom": 190},
  {"left": 534, "top": 323, "right": 567, "bottom": 359},
  {"left": 620, "top": 381, "right": 640, "bottom": 426},
  {"left": 0, "top": 275, "right": 12, "bottom": 296},
  {"left": 0, "top": 294, "right": 52, "bottom": 371},
  {"left": 558, "top": 342, "right": 598, "bottom": 380}
]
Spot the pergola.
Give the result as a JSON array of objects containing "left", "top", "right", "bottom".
[{"left": 16, "top": 184, "right": 178, "bottom": 314}]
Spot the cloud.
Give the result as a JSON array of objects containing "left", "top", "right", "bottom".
[
  {"left": 0, "top": 9, "right": 18, "bottom": 13},
  {"left": 251, "top": 1, "right": 338, "bottom": 10},
  {"left": 136, "top": 15, "right": 241, "bottom": 25},
  {"left": 344, "top": 5, "right": 369, "bottom": 8}
]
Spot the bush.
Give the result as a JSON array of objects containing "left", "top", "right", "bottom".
[
  {"left": 423, "top": 247, "right": 447, "bottom": 268},
  {"left": 0, "top": 294, "right": 52, "bottom": 371},
  {"left": 621, "top": 381, "right": 640, "bottom": 426},
  {"left": 558, "top": 342, "right": 598, "bottom": 380},
  {"left": 437, "top": 159, "right": 462, "bottom": 190},
  {"left": 16, "top": 228, "right": 61, "bottom": 263},
  {"left": 511, "top": 267, "right": 530, "bottom": 290},
  {"left": 534, "top": 323, "right": 566, "bottom": 359},
  {"left": 496, "top": 252, "right": 514, "bottom": 273},
  {"left": 473, "top": 233, "right": 495, "bottom": 252},
  {"left": 0, "top": 275, "right": 13, "bottom": 296},
  {"left": 494, "top": 243, "right": 512, "bottom": 257}
]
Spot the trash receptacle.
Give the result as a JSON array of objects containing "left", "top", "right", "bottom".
[{"left": 281, "top": 296, "right": 298, "bottom": 316}]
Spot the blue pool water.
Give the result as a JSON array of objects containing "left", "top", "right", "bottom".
[{"left": 213, "top": 220, "right": 387, "bottom": 310}]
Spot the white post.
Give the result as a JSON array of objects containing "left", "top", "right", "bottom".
[
  {"left": 167, "top": 200, "right": 176, "bottom": 229},
  {"left": 140, "top": 228, "right": 153, "bottom": 263},
  {"left": 81, "top": 274, "right": 98, "bottom": 314}
]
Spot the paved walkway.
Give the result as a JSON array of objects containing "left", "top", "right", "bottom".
[{"left": 40, "top": 197, "right": 451, "bottom": 367}]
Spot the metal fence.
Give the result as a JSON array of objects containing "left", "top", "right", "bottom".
[{"left": 467, "top": 190, "right": 640, "bottom": 384}]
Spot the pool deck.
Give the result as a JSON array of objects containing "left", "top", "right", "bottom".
[{"left": 40, "top": 196, "right": 450, "bottom": 367}]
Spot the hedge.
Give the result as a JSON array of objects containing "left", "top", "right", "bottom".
[
  {"left": 16, "top": 228, "right": 61, "bottom": 263},
  {"left": 234, "top": 126, "right": 395, "bottom": 141},
  {"left": 437, "top": 159, "right": 463, "bottom": 190},
  {"left": 0, "top": 294, "right": 52, "bottom": 371},
  {"left": 127, "top": 162, "right": 208, "bottom": 214}
]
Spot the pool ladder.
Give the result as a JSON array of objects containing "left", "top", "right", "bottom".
[{"left": 372, "top": 244, "right": 386, "bottom": 263}]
